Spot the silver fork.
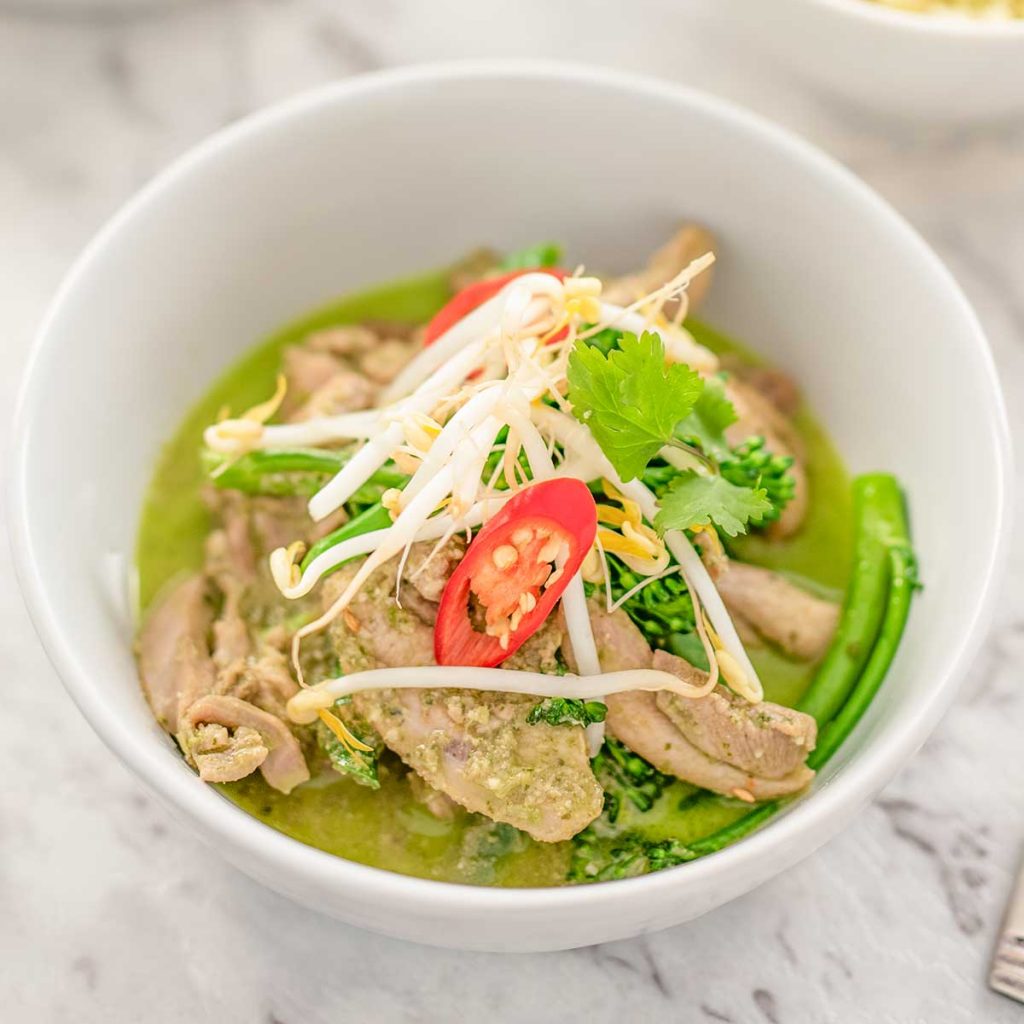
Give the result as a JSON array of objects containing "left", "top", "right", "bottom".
[{"left": 991, "top": 856, "right": 1024, "bottom": 1003}]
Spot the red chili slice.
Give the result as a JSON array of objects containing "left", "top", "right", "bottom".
[
  {"left": 423, "top": 267, "right": 568, "bottom": 346},
  {"left": 434, "top": 478, "right": 597, "bottom": 668}
]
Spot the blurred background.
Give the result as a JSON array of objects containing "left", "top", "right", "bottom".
[{"left": 2, "top": 2, "right": 1022, "bottom": 1022}]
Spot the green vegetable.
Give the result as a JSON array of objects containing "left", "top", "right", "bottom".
[
  {"left": 799, "top": 473, "right": 911, "bottom": 725},
  {"left": 567, "top": 331, "right": 772, "bottom": 536},
  {"left": 593, "top": 737, "right": 674, "bottom": 822},
  {"left": 316, "top": 699, "right": 382, "bottom": 789},
  {"left": 809, "top": 529, "right": 918, "bottom": 767},
  {"left": 655, "top": 470, "right": 772, "bottom": 538},
  {"left": 589, "top": 555, "right": 698, "bottom": 649},
  {"left": 300, "top": 502, "right": 394, "bottom": 574},
  {"left": 581, "top": 326, "right": 625, "bottom": 356},
  {"left": 527, "top": 697, "right": 607, "bottom": 728},
  {"left": 569, "top": 830, "right": 697, "bottom": 882},
  {"left": 203, "top": 447, "right": 405, "bottom": 504},
  {"left": 719, "top": 437, "right": 796, "bottom": 524},
  {"left": 202, "top": 447, "right": 346, "bottom": 496},
  {"left": 568, "top": 331, "right": 703, "bottom": 481},
  {"left": 500, "top": 242, "right": 563, "bottom": 270},
  {"left": 570, "top": 472, "right": 917, "bottom": 883},
  {"left": 673, "top": 376, "right": 737, "bottom": 460}
]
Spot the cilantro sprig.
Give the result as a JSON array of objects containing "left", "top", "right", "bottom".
[
  {"left": 568, "top": 331, "right": 703, "bottom": 482},
  {"left": 567, "top": 330, "right": 776, "bottom": 537}
]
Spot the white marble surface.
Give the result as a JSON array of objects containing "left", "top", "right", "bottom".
[{"left": 2, "top": 2, "right": 1023, "bottom": 1021}]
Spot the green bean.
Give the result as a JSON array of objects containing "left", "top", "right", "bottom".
[
  {"left": 203, "top": 448, "right": 406, "bottom": 500},
  {"left": 300, "top": 502, "right": 393, "bottom": 574},
  {"left": 798, "top": 473, "right": 908, "bottom": 725},
  {"left": 684, "top": 799, "right": 785, "bottom": 858},
  {"left": 808, "top": 541, "right": 918, "bottom": 769},
  {"left": 203, "top": 448, "right": 345, "bottom": 495}
]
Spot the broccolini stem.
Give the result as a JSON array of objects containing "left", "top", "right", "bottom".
[{"left": 798, "top": 473, "right": 908, "bottom": 725}]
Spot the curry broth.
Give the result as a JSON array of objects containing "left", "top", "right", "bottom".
[{"left": 136, "top": 271, "right": 852, "bottom": 887}]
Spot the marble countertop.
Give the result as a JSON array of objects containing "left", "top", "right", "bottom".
[{"left": 3, "top": 2, "right": 1023, "bottom": 1021}]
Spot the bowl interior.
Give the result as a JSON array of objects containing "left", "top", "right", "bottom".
[{"left": 11, "top": 65, "right": 1008, "bottom": 947}]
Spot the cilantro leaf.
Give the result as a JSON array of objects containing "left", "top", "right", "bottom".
[
  {"left": 673, "top": 376, "right": 737, "bottom": 459},
  {"left": 654, "top": 471, "right": 772, "bottom": 537},
  {"left": 567, "top": 331, "right": 703, "bottom": 481},
  {"left": 527, "top": 697, "right": 607, "bottom": 728}
]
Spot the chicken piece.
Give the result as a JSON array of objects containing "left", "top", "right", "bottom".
[
  {"left": 561, "top": 599, "right": 654, "bottom": 674},
  {"left": 744, "top": 367, "right": 801, "bottom": 416},
  {"left": 607, "top": 690, "right": 813, "bottom": 800},
  {"left": 215, "top": 648, "right": 300, "bottom": 720},
  {"left": 502, "top": 616, "right": 563, "bottom": 675},
  {"left": 138, "top": 575, "right": 215, "bottom": 732},
  {"left": 581, "top": 605, "right": 816, "bottom": 798},
  {"left": 407, "top": 771, "right": 459, "bottom": 821},
  {"left": 357, "top": 338, "right": 414, "bottom": 385},
  {"left": 403, "top": 538, "right": 466, "bottom": 603},
  {"left": 652, "top": 651, "right": 816, "bottom": 779},
  {"left": 603, "top": 224, "right": 717, "bottom": 315},
  {"left": 211, "top": 606, "right": 250, "bottom": 667},
  {"left": 304, "top": 324, "right": 379, "bottom": 357},
  {"left": 282, "top": 345, "right": 343, "bottom": 397},
  {"left": 202, "top": 499, "right": 256, "bottom": 586},
  {"left": 179, "top": 694, "right": 309, "bottom": 794},
  {"left": 187, "top": 723, "right": 268, "bottom": 784},
  {"left": 292, "top": 369, "right": 377, "bottom": 421},
  {"left": 713, "top": 561, "right": 838, "bottom": 662},
  {"left": 353, "top": 688, "right": 603, "bottom": 842},
  {"left": 325, "top": 560, "right": 437, "bottom": 673},
  {"left": 328, "top": 552, "right": 602, "bottom": 841}
]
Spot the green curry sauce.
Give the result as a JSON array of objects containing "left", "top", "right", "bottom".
[{"left": 136, "top": 271, "right": 852, "bottom": 888}]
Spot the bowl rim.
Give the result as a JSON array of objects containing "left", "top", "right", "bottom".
[
  {"left": 8, "top": 59, "right": 1013, "bottom": 918},
  {"left": 806, "top": 0, "right": 1024, "bottom": 36}
]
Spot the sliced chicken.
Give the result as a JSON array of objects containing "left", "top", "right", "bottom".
[
  {"left": 714, "top": 561, "right": 839, "bottom": 662},
  {"left": 582, "top": 605, "right": 816, "bottom": 799},
  {"left": 733, "top": 364, "right": 801, "bottom": 416},
  {"left": 652, "top": 651, "right": 816, "bottom": 780},
  {"left": 561, "top": 599, "right": 655, "bottom": 674},
  {"left": 603, "top": 224, "right": 717, "bottom": 315},
  {"left": 607, "top": 690, "right": 813, "bottom": 801},
  {"left": 357, "top": 338, "right": 415, "bottom": 385},
  {"left": 138, "top": 575, "right": 215, "bottom": 732},
  {"left": 282, "top": 345, "right": 344, "bottom": 397},
  {"left": 304, "top": 324, "right": 379, "bottom": 357},
  {"left": 328, "top": 552, "right": 602, "bottom": 841},
  {"left": 353, "top": 687, "right": 602, "bottom": 842},
  {"left": 180, "top": 694, "right": 309, "bottom": 794},
  {"left": 292, "top": 369, "right": 377, "bottom": 421},
  {"left": 187, "top": 723, "right": 268, "bottom": 784},
  {"left": 324, "top": 558, "right": 437, "bottom": 672},
  {"left": 215, "top": 648, "right": 300, "bottom": 720}
]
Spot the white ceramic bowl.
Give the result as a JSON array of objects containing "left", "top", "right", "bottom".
[
  {"left": 9, "top": 62, "right": 1010, "bottom": 952},
  {"left": 732, "top": 0, "right": 1024, "bottom": 123}
]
